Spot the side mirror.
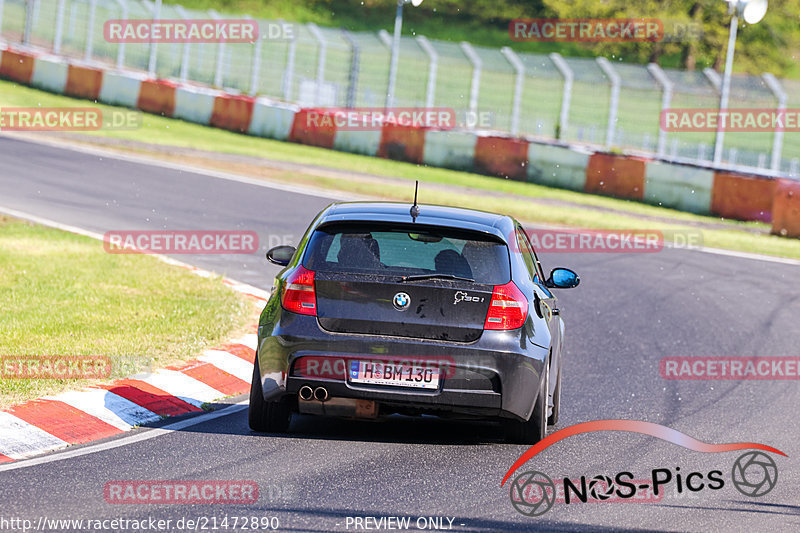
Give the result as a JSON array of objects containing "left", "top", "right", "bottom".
[
  {"left": 266, "top": 245, "right": 296, "bottom": 266},
  {"left": 546, "top": 267, "right": 580, "bottom": 289}
]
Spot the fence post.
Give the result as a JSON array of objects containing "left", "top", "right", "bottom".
[
  {"left": 112, "top": 0, "right": 127, "bottom": 68},
  {"left": 647, "top": 63, "right": 673, "bottom": 158},
  {"left": 174, "top": 5, "right": 190, "bottom": 81},
  {"left": 501, "top": 46, "right": 524, "bottom": 136},
  {"left": 84, "top": 0, "right": 98, "bottom": 61},
  {"left": 341, "top": 29, "right": 359, "bottom": 108},
  {"left": 23, "top": 0, "right": 35, "bottom": 45},
  {"left": 762, "top": 73, "right": 786, "bottom": 172},
  {"left": 460, "top": 42, "right": 481, "bottom": 130},
  {"left": 53, "top": 0, "right": 67, "bottom": 53},
  {"left": 596, "top": 57, "right": 620, "bottom": 148},
  {"left": 282, "top": 18, "right": 296, "bottom": 101},
  {"left": 147, "top": 0, "right": 162, "bottom": 77},
  {"left": 248, "top": 16, "right": 261, "bottom": 96},
  {"left": 209, "top": 10, "right": 226, "bottom": 87},
  {"left": 549, "top": 52, "right": 572, "bottom": 140},
  {"left": 307, "top": 23, "right": 326, "bottom": 106},
  {"left": 416, "top": 35, "right": 437, "bottom": 109}
]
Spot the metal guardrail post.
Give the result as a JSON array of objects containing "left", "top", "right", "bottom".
[
  {"left": 147, "top": 0, "right": 162, "bottom": 77},
  {"left": 341, "top": 29, "right": 359, "bottom": 109},
  {"left": 247, "top": 16, "right": 261, "bottom": 96},
  {"left": 307, "top": 23, "right": 326, "bottom": 106},
  {"left": 209, "top": 10, "right": 226, "bottom": 87},
  {"left": 596, "top": 57, "right": 620, "bottom": 148},
  {"left": 549, "top": 52, "right": 572, "bottom": 140},
  {"left": 762, "top": 73, "right": 787, "bottom": 172},
  {"left": 501, "top": 46, "right": 524, "bottom": 136},
  {"left": 113, "top": 0, "right": 127, "bottom": 68},
  {"left": 377, "top": 28, "right": 391, "bottom": 47},
  {"left": 84, "top": 0, "right": 98, "bottom": 61},
  {"left": 703, "top": 67, "right": 721, "bottom": 91},
  {"left": 53, "top": 0, "right": 67, "bottom": 53},
  {"left": 647, "top": 63, "right": 674, "bottom": 158},
  {"left": 281, "top": 18, "right": 296, "bottom": 101},
  {"left": 460, "top": 41, "right": 481, "bottom": 130},
  {"left": 416, "top": 35, "right": 437, "bottom": 109}
]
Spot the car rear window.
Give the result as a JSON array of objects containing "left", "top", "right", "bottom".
[{"left": 303, "top": 223, "right": 510, "bottom": 285}]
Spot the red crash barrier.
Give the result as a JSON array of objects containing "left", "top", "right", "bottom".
[
  {"left": 210, "top": 94, "right": 255, "bottom": 133},
  {"left": 771, "top": 179, "right": 800, "bottom": 238},
  {"left": 711, "top": 171, "right": 776, "bottom": 222},
  {"left": 474, "top": 136, "right": 529, "bottom": 181},
  {"left": 136, "top": 79, "right": 176, "bottom": 117},
  {"left": 378, "top": 122, "right": 426, "bottom": 164},
  {"left": 65, "top": 64, "right": 104, "bottom": 101},
  {"left": 585, "top": 153, "right": 646, "bottom": 200},
  {"left": 289, "top": 108, "right": 337, "bottom": 149},
  {"left": 0, "top": 49, "right": 35, "bottom": 84}
]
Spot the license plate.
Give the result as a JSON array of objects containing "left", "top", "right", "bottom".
[{"left": 349, "top": 360, "right": 440, "bottom": 389}]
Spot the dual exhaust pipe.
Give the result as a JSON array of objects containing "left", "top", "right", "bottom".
[
  {"left": 296, "top": 384, "right": 377, "bottom": 419},
  {"left": 299, "top": 384, "right": 328, "bottom": 402}
]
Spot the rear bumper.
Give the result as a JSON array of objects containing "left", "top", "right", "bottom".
[{"left": 256, "top": 313, "right": 550, "bottom": 421}]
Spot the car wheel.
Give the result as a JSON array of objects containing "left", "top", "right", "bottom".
[
  {"left": 548, "top": 362, "right": 561, "bottom": 426},
  {"left": 248, "top": 354, "right": 291, "bottom": 433},
  {"left": 504, "top": 358, "right": 548, "bottom": 445}
]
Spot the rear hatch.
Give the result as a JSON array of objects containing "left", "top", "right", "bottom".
[{"left": 303, "top": 222, "right": 511, "bottom": 342}]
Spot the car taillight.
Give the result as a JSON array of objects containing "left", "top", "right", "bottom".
[
  {"left": 484, "top": 281, "right": 528, "bottom": 330},
  {"left": 281, "top": 266, "right": 316, "bottom": 316}
]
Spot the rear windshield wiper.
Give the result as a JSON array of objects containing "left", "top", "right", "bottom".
[{"left": 398, "top": 274, "right": 475, "bottom": 283}]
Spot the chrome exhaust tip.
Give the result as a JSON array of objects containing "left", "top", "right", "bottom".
[
  {"left": 298, "top": 385, "right": 314, "bottom": 401},
  {"left": 313, "top": 387, "right": 329, "bottom": 402}
]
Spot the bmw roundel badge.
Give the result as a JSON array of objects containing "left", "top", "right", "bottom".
[{"left": 393, "top": 292, "right": 411, "bottom": 311}]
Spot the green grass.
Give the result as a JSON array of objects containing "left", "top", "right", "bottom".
[
  {"left": 0, "top": 216, "right": 254, "bottom": 408},
  {"left": 3, "top": 78, "right": 800, "bottom": 261}
]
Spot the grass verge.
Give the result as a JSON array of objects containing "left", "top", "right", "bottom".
[
  {"left": 0, "top": 216, "right": 256, "bottom": 409},
  {"left": 3, "top": 79, "right": 800, "bottom": 260}
]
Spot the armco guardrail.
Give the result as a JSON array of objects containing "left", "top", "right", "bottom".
[{"left": 1, "top": 42, "right": 798, "bottom": 238}]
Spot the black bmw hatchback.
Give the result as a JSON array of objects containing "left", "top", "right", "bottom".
[{"left": 249, "top": 201, "right": 579, "bottom": 444}]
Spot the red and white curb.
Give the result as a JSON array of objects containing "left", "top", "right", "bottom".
[{"left": 0, "top": 207, "right": 269, "bottom": 464}]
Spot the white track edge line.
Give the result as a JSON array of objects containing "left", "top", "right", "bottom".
[
  {"left": 2, "top": 132, "right": 362, "bottom": 201},
  {"left": 0, "top": 402, "right": 248, "bottom": 472},
  {"left": 3, "top": 134, "right": 798, "bottom": 267}
]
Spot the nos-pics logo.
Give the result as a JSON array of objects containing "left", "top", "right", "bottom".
[{"left": 500, "top": 420, "right": 784, "bottom": 518}]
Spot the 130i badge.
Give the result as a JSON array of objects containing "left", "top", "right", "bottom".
[{"left": 454, "top": 291, "right": 485, "bottom": 305}]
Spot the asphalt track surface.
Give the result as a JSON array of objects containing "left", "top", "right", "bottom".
[{"left": 1, "top": 135, "right": 799, "bottom": 532}]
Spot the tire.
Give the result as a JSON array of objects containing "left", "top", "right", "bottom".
[
  {"left": 504, "top": 358, "right": 549, "bottom": 445},
  {"left": 248, "top": 354, "right": 291, "bottom": 433},
  {"left": 548, "top": 362, "right": 561, "bottom": 426}
]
